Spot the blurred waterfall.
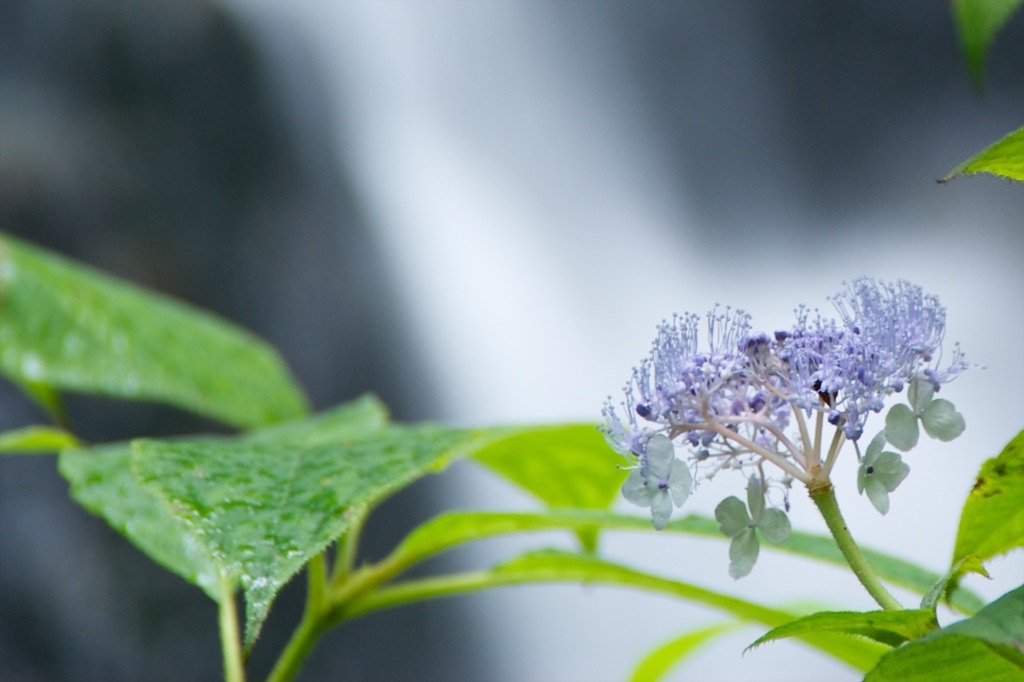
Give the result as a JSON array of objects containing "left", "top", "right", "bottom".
[
  {"left": 2, "top": 1, "right": 1022, "bottom": 680},
  {"left": 236, "top": 2, "right": 1024, "bottom": 680}
]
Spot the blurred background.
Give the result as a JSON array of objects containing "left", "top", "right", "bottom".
[{"left": 1, "top": 1, "right": 1021, "bottom": 680}]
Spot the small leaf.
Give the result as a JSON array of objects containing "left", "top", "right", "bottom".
[
  {"left": 920, "top": 555, "right": 989, "bottom": 612},
  {"left": 921, "top": 400, "right": 966, "bottom": 441},
  {"left": 951, "top": 0, "right": 1024, "bottom": 89},
  {"left": 0, "top": 233, "right": 308, "bottom": 428},
  {"left": 953, "top": 431, "right": 1024, "bottom": 564},
  {"left": 748, "top": 609, "right": 938, "bottom": 651},
  {"left": 715, "top": 496, "right": 750, "bottom": 538},
  {"left": 885, "top": 404, "right": 919, "bottom": 452},
  {"left": 757, "top": 508, "right": 792, "bottom": 545},
  {"left": 0, "top": 425, "right": 78, "bottom": 453},
  {"left": 943, "top": 125, "right": 1024, "bottom": 183},
  {"left": 728, "top": 528, "right": 759, "bottom": 579},
  {"left": 630, "top": 623, "right": 739, "bottom": 682}
]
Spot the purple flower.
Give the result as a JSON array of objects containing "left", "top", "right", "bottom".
[{"left": 601, "top": 278, "right": 967, "bottom": 527}]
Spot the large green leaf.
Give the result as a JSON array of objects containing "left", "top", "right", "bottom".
[
  {"left": 865, "top": 586, "right": 1024, "bottom": 682},
  {"left": 132, "top": 399, "right": 488, "bottom": 649},
  {"left": 747, "top": 609, "right": 938, "bottom": 650},
  {"left": 343, "top": 550, "right": 888, "bottom": 673},
  {"left": 378, "top": 509, "right": 984, "bottom": 615},
  {"left": 58, "top": 443, "right": 222, "bottom": 600},
  {"left": 930, "top": 584, "right": 1024, "bottom": 650},
  {"left": 471, "top": 424, "right": 627, "bottom": 551},
  {"left": 952, "top": 0, "right": 1024, "bottom": 87},
  {"left": 943, "top": 125, "right": 1024, "bottom": 183},
  {"left": 953, "top": 430, "right": 1024, "bottom": 564},
  {"left": 866, "top": 635, "right": 1024, "bottom": 682},
  {"left": 0, "top": 233, "right": 308, "bottom": 428},
  {"left": 472, "top": 424, "right": 626, "bottom": 508}
]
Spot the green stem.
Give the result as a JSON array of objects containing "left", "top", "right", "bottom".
[
  {"left": 217, "top": 572, "right": 246, "bottom": 682},
  {"left": 331, "top": 505, "right": 367, "bottom": 586},
  {"left": 266, "top": 558, "right": 334, "bottom": 682},
  {"left": 809, "top": 484, "right": 902, "bottom": 611},
  {"left": 265, "top": 606, "right": 328, "bottom": 682},
  {"left": 269, "top": 509, "right": 373, "bottom": 682},
  {"left": 306, "top": 553, "right": 327, "bottom": 612}
]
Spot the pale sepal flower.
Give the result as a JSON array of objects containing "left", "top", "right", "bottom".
[{"left": 621, "top": 434, "right": 692, "bottom": 530}]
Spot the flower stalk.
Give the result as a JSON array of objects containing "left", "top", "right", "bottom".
[{"left": 808, "top": 483, "right": 903, "bottom": 611}]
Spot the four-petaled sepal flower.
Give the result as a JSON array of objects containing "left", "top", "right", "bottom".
[
  {"left": 621, "top": 435, "right": 692, "bottom": 530},
  {"left": 857, "top": 431, "right": 910, "bottom": 515},
  {"left": 714, "top": 476, "right": 791, "bottom": 579},
  {"left": 885, "top": 376, "right": 966, "bottom": 451}
]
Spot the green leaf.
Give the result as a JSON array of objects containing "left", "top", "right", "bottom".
[
  {"left": 748, "top": 609, "right": 938, "bottom": 651},
  {"left": 932, "top": 585, "right": 1024, "bottom": 649},
  {"left": 9, "top": 377, "right": 67, "bottom": 425},
  {"left": 920, "top": 555, "right": 989, "bottom": 612},
  {"left": 953, "top": 430, "right": 1024, "bottom": 564},
  {"left": 471, "top": 424, "right": 628, "bottom": 550},
  {"left": 472, "top": 424, "right": 626, "bottom": 509},
  {"left": 0, "top": 233, "right": 308, "bottom": 428},
  {"left": 133, "top": 399, "right": 488, "bottom": 649},
  {"left": 345, "top": 550, "right": 888, "bottom": 673},
  {"left": 921, "top": 399, "right": 966, "bottom": 441},
  {"left": 866, "top": 587, "right": 1024, "bottom": 682},
  {"left": 867, "top": 634, "right": 1024, "bottom": 682},
  {"left": 379, "top": 509, "right": 986, "bottom": 615},
  {"left": 0, "top": 425, "right": 78, "bottom": 453},
  {"left": 952, "top": 0, "right": 1024, "bottom": 88},
  {"left": 943, "top": 125, "right": 1024, "bottom": 183},
  {"left": 630, "top": 623, "right": 740, "bottom": 682},
  {"left": 58, "top": 442, "right": 221, "bottom": 600},
  {"left": 884, "top": 404, "right": 919, "bottom": 452}
]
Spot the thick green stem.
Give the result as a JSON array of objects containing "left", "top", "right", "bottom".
[
  {"left": 217, "top": 572, "right": 246, "bottom": 682},
  {"left": 809, "top": 484, "right": 902, "bottom": 611}
]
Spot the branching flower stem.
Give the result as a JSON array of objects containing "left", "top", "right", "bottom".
[
  {"left": 792, "top": 407, "right": 814, "bottom": 468},
  {"left": 820, "top": 427, "right": 847, "bottom": 481},
  {"left": 704, "top": 421, "right": 812, "bottom": 484}
]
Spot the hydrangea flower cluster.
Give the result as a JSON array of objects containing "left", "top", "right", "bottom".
[{"left": 601, "top": 278, "right": 968, "bottom": 535}]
